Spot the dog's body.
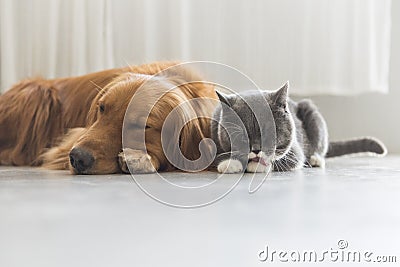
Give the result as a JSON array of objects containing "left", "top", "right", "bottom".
[
  {"left": 0, "top": 61, "right": 217, "bottom": 174},
  {"left": 0, "top": 67, "right": 126, "bottom": 167}
]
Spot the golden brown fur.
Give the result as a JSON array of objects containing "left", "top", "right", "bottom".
[{"left": 0, "top": 61, "right": 217, "bottom": 174}]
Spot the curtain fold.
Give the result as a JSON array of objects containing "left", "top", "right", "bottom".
[{"left": 0, "top": 0, "right": 391, "bottom": 95}]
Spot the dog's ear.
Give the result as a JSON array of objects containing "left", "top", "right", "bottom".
[
  {"left": 175, "top": 100, "right": 216, "bottom": 171},
  {"left": 158, "top": 92, "right": 214, "bottom": 172}
]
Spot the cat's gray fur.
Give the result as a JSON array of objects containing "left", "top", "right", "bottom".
[{"left": 210, "top": 82, "right": 387, "bottom": 173}]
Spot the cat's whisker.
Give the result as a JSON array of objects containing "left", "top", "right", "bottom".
[
  {"left": 304, "top": 160, "right": 312, "bottom": 168},
  {"left": 273, "top": 161, "right": 284, "bottom": 173},
  {"left": 276, "top": 160, "right": 289, "bottom": 171},
  {"left": 279, "top": 162, "right": 287, "bottom": 172},
  {"left": 284, "top": 158, "right": 299, "bottom": 169},
  {"left": 226, "top": 130, "right": 246, "bottom": 136},
  {"left": 222, "top": 122, "right": 243, "bottom": 129},
  {"left": 284, "top": 151, "right": 301, "bottom": 162},
  {"left": 228, "top": 130, "right": 246, "bottom": 135},
  {"left": 283, "top": 155, "right": 298, "bottom": 164},
  {"left": 224, "top": 125, "right": 243, "bottom": 130},
  {"left": 283, "top": 159, "right": 295, "bottom": 171},
  {"left": 272, "top": 161, "right": 278, "bottom": 172}
]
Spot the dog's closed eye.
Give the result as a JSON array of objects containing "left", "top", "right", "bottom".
[{"left": 99, "top": 103, "right": 105, "bottom": 113}]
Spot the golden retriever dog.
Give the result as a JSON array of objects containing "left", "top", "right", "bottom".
[{"left": 0, "top": 61, "right": 217, "bottom": 174}]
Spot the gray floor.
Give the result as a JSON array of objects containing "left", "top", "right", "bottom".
[{"left": 1, "top": 156, "right": 399, "bottom": 267}]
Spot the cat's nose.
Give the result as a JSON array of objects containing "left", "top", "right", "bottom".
[{"left": 252, "top": 150, "right": 261, "bottom": 155}]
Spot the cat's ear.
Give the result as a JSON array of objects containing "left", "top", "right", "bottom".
[
  {"left": 272, "top": 81, "right": 289, "bottom": 108},
  {"left": 215, "top": 90, "right": 233, "bottom": 107}
]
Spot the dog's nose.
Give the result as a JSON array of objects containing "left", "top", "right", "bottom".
[
  {"left": 252, "top": 150, "right": 261, "bottom": 155},
  {"left": 69, "top": 147, "right": 94, "bottom": 173}
]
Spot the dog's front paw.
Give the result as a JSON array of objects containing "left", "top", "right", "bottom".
[
  {"left": 217, "top": 159, "right": 243, "bottom": 173},
  {"left": 119, "top": 148, "right": 156, "bottom": 174}
]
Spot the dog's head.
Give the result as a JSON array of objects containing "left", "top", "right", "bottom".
[
  {"left": 68, "top": 72, "right": 141, "bottom": 174},
  {"left": 69, "top": 68, "right": 217, "bottom": 174}
]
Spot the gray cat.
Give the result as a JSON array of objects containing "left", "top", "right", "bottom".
[{"left": 210, "top": 82, "right": 387, "bottom": 173}]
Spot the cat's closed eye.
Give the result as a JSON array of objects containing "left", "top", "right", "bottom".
[
  {"left": 277, "top": 105, "right": 289, "bottom": 114},
  {"left": 276, "top": 145, "right": 286, "bottom": 151}
]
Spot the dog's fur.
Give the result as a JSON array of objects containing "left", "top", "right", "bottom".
[{"left": 0, "top": 61, "right": 217, "bottom": 174}]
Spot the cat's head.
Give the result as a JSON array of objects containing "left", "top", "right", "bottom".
[{"left": 215, "top": 82, "right": 294, "bottom": 168}]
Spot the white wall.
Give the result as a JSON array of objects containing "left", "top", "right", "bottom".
[
  {"left": 1, "top": 0, "right": 392, "bottom": 97},
  {"left": 296, "top": 1, "right": 400, "bottom": 153},
  {"left": 1, "top": 1, "right": 398, "bottom": 152}
]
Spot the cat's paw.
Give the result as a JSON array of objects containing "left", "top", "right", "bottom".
[
  {"left": 217, "top": 159, "right": 243, "bottom": 173},
  {"left": 246, "top": 161, "right": 268, "bottom": 173},
  {"left": 119, "top": 148, "right": 156, "bottom": 174},
  {"left": 309, "top": 154, "right": 325, "bottom": 168}
]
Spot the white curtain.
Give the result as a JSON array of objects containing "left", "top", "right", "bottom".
[{"left": 0, "top": 0, "right": 392, "bottom": 95}]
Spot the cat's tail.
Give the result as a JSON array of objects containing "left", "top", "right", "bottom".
[{"left": 326, "top": 137, "right": 387, "bottom": 158}]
